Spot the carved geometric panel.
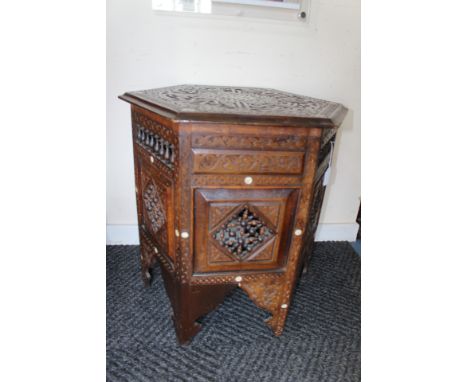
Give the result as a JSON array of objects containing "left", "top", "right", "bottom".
[
  {"left": 249, "top": 241, "right": 275, "bottom": 262},
  {"left": 254, "top": 204, "right": 281, "bottom": 227},
  {"left": 194, "top": 187, "right": 299, "bottom": 273},
  {"left": 208, "top": 242, "right": 235, "bottom": 264},
  {"left": 209, "top": 204, "right": 238, "bottom": 230},
  {"left": 143, "top": 181, "right": 166, "bottom": 233},
  {"left": 139, "top": 161, "right": 174, "bottom": 263},
  {"left": 211, "top": 204, "right": 276, "bottom": 261}
]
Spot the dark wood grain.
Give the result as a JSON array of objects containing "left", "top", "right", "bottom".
[{"left": 120, "top": 85, "right": 347, "bottom": 344}]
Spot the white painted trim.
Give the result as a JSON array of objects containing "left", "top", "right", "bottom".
[{"left": 106, "top": 223, "right": 359, "bottom": 245}]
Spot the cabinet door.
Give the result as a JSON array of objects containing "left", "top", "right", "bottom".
[
  {"left": 137, "top": 154, "right": 176, "bottom": 263},
  {"left": 194, "top": 188, "right": 299, "bottom": 273}
]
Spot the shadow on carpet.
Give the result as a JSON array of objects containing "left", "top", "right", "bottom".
[{"left": 107, "top": 242, "right": 360, "bottom": 382}]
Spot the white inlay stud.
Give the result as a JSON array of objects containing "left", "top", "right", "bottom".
[
  {"left": 244, "top": 176, "right": 253, "bottom": 185},
  {"left": 145, "top": 271, "right": 151, "bottom": 278},
  {"left": 294, "top": 229, "right": 303, "bottom": 236},
  {"left": 181, "top": 231, "right": 189, "bottom": 239},
  {"left": 175, "top": 229, "right": 180, "bottom": 237},
  {"left": 154, "top": 247, "right": 158, "bottom": 253},
  {"left": 235, "top": 276, "right": 242, "bottom": 282},
  {"left": 150, "top": 156, "right": 154, "bottom": 163},
  {"left": 281, "top": 304, "right": 288, "bottom": 309}
]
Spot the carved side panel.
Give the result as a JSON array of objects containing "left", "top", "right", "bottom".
[
  {"left": 140, "top": 169, "right": 171, "bottom": 259},
  {"left": 132, "top": 110, "right": 179, "bottom": 267},
  {"left": 143, "top": 182, "right": 166, "bottom": 235}
]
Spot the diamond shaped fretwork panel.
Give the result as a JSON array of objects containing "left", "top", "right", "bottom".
[
  {"left": 143, "top": 182, "right": 166, "bottom": 233},
  {"left": 211, "top": 205, "right": 276, "bottom": 260}
]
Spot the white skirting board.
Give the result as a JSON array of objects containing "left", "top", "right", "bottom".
[{"left": 106, "top": 223, "right": 359, "bottom": 245}]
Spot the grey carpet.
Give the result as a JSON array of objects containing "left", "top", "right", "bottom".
[{"left": 107, "top": 242, "right": 360, "bottom": 382}]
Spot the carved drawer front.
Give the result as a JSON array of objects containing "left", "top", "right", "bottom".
[
  {"left": 193, "top": 188, "right": 300, "bottom": 273},
  {"left": 137, "top": 156, "right": 176, "bottom": 263},
  {"left": 192, "top": 149, "right": 305, "bottom": 175}
]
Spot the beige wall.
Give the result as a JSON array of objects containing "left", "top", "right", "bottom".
[{"left": 107, "top": 0, "right": 360, "bottom": 243}]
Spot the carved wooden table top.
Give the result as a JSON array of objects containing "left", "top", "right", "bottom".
[{"left": 120, "top": 84, "right": 347, "bottom": 127}]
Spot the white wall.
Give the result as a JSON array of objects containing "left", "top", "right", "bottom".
[{"left": 107, "top": 0, "right": 360, "bottom": 243}]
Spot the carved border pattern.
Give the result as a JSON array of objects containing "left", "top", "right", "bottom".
[
  {"left": 193, "top": 152, "right": 303, "bottom": 174},
  {"left": 192, "top": 175, "right": 303, "bottom": 187},
  {"left": 175, "top": 132, "right": 192, "bottom": 284},
  {"left": 190, "top": 272, "right": 284, "bottom": 285},
  {"left": 192, "top": 134, "right": 307, "bottom": 151}
]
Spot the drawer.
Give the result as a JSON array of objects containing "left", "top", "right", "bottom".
[
  {"left": 192, "top": 149, "right": 305, "bottom": 175},
  {"left": 193, "top": 188, "right": 300, "bottom": 274}
]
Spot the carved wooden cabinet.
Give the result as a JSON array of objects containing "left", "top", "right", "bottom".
[{"left": 119, "top": 85, "right": 347, "bottom": 344}]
